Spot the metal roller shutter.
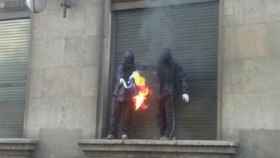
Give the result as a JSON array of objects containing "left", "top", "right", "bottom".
[
  {"left": 111, "top": 1, "right": 218, "bottom": 139},
  {"left": 0, "top": 18, "right": 31, "bottom": 137}
]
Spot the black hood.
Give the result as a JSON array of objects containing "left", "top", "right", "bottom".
[
  {"left": 123, "top": 49, "right": 135, "bottom": 65},
  {"left": 158, "top": 48, "right": 173, "bottom": 66},
  {"left": 121, "top": 49, "right": 135, "bottom": 80}
]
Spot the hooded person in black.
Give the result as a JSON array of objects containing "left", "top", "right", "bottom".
[
  {"left": 107, "top": 50, "right": 136, "bottom": 139},
  {"left": 157, "top": 48, "right": 190, "bottom": 139}
]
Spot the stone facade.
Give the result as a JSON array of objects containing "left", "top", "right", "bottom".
[
  {"left": 79, "top": 139, "right": 238, "bottom": 158},
  {"left": 221, "top": 0, "right": 280, "bottom": 158},
  {"left": 0, "top": 139, "right": 37, "bottom": 158},
  {"left": 24, "top": 0, "right": 105, "bottom": 157},
  {"left": 13, "top": 0, "right": 280, "bottom": 158},
  {"left": 25, "top": 0, "right": 104, "bottom": 138}
]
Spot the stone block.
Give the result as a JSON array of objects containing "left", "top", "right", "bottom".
[
  {"left": 223, "top": 57, "right": 280, "bottom": 95},
  {"left": 64, "top": 35, "right": 101, "bottom": 67},
  {"left": 32, "top": 12, "right": 66, "bottom": 39},
  {"left": 267, "top": 22, "right": 280, "bottom": 56},
  {"left": 64, "top": 36, "right": 85, "bottom": 66},
  {"left": 224, "top": 0, "right": 234, "bottom": 16},
  {"left": 61, "top": 66, "right": 82, "bottom": 97},
  {"left": 241, "top": 0, "right": 266, "bottom": 24},
  {"left": 0, "top": 138, "right": 37, "bottom": 158},
  {"left": 24, "top": 98, "right": 43, "bottom": 138},
  {"left": 265, "top": 0, "right": 280, "bottom": 22},
  {"left": 41, "top": 68, "right": 66, "bottom": 97},
  {"left": 36, "top": 129, "right": 83, "bottom": 158},
  {"left": 25, "top": 96, "right": 97, "bottom": 138},
  {"left": 222, "top": 0, "right": 244, "bottom": 27},
  {"left": 81, "top": 66, "right": 98, "bottom": 97},
  {"left": 28, "top": 70, "right": 43, "bottom": 98},
  {"left": 236, "top": 24, "right": 269, "bottom": 59},
  {"left": 59, "top": 96, "right": 97, "bottom": 137},
  {"left": 31, "top": 37, "right": 65, "bottom": 69},
  {"left": 83, "top": 1, "right": 104, "bottom": 36},
  {"left": 79, "top": 139, "right": 238, "bottom": 158},
  {"left": 82, "top": 35, "right": 101, "bottom": 66},
  {"left": 238, "top": 130, "right": 280, "bottom": 158},
  {"left": 222, "top": 94, "right": 264, "bottom": 135},
  {"left": 222, "top": 89, "right": 280, "bottom": 141},
  {"left": 42, "top": 66, "right": 81, "bottom": 97},
  {"left": 62, "top": 8, "right": 86, "bottom": 37},
  {"left": 223, "top": 27, "right": 239, "bottom": 61},
  {"left": 222, "top": 24, "right": 271, "bottom": 61}
]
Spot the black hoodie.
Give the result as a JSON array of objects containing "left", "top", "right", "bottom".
[
  {"left": 113, "top": 49, "right": 136, "bottom": 99},
  {"left": 157, "top": 48, "right": 190, "bottom": 97}
]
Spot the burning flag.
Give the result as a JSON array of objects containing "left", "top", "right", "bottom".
[{"left": 130, "top": 71, "right": 150, "bottom": 111}]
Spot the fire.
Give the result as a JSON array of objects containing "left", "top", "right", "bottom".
[
  {"left": 130, "top": 71, "right": 150, "bottom": 111},
  {"left": 133, "top": 86, "right": 149, "bottom": 111}
]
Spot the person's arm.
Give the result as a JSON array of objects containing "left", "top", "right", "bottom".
[{"left": 113, "top": 65, "right": 123, "bottom": 96}]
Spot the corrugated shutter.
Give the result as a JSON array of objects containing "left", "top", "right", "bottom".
[
  {"left": 0, "top": 18, "right": 31, "bottom": 137},
  {"left": 111, "top": 1, "right": 218, "bottom": 139},
  {"left": 112, "top": 0, "right": 142, "bottom": 3}
]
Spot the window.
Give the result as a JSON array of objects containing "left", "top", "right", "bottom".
[
  {"left": 0, "top": 18, "right": 31, "bottom": 137},
  {"left": 109, "top": 0, "right": 218, "bottom": 139}
]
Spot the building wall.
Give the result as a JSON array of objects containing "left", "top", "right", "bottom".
[
  {"left": 221, "top": 0, "right": 280, "bottom": 157},
  {"left": 24, "top": 0, "right": 104, "bottom": 157},
  {"left": 21, "top": 0, "right": 280, "bottom": 157}
]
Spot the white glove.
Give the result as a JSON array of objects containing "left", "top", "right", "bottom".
[
  {"left": 119, "top": 78, "right": 133, "bottom": 89},
  {"left": 119, "top": 78, "right": 125, "bottom": 84},
  {"left": 182, "top": 93, "right": 190, "bottom": 103},
  {"left": 119, "top": 78, "right": 128, "bottom": 88}
]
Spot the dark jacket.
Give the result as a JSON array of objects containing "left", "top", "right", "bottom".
[
  {"left": 157, "top": 49, "right": 190, "bottom": 98},
  {"left": 113, "top": 50, "right": 136, "bottom": 101}
]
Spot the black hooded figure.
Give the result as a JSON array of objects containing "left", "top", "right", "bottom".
[
  {"left": 157, "top": 48, "right": 190, "bottom": 139},
  {"left": 107, "top": 49, "right": 136, "bottom": 139}
]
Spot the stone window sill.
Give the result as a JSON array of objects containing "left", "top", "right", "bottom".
[
  {"left": 79, "top": 139, "right": 238, "bottom": 158},
  {"left": 0, "top": 138, "right": 38, "bottom": 158}
]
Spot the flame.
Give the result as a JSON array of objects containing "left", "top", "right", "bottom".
[
  {"left": 133, "top": 86, "right": 149, "bottom": 111},
  {"left": 130, "top": 71, "right": 150, "bottom": 111}
]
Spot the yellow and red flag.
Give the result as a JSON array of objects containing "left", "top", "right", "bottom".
[{"left": 130, "top": 71, "right": 150, "bottom": 111}]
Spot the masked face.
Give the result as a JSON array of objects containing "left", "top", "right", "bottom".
[
  {"left": 159, "top": 48, "right": 173, "bottom": 66},
  {"left": 123, "top": 50, "right": 135, "bottom": 65}
]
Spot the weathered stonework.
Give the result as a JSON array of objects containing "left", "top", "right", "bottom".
[
  {"left": 221, "top": 0, "right": 280, "bottom": 157},
  {"left": 222, "top": 0, "right": 280, "bottom": 140},
  {"left": 0, "top": 139, "right": 37, "bottom": 158},
  {"left": 79, "top": 139, "right": 238, "bottom": 158}
]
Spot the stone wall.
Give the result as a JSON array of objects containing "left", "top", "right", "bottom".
[
  {"left": 0, "top": 139, "right": 37, "bottom": 158},
  {"left": 221, "top": 0, "right": 280, "bottom": 157},
  {"left": 24, "top": 0, "right": 105, "bottom": 157},
  {"left": 25, "top": 0, "right": 103, "bottom": 139},
  {"left": 21, "top": 0, "right": 280, "bottom": 157},
  {"left": 79, "top": 139, "right": 237, "bottom": 158}
]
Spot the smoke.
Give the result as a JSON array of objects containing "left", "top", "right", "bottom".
[{"left": 140, "top": 0, "right": 178, "bottom": 65}]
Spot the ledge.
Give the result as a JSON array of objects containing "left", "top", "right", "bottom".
[
  {"left": 79, "top": 139, "right": 238, "bottom": 158},
  {"left": 0, "top": 138, "right": 38, "bottom": 158},
  {"left": 112, "top": 0, "right": 216, "bottom": 11}
]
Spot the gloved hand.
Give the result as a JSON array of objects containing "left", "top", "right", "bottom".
[
  {"left": 119, "top": 78, "right": 125, "bottom": 84},
  {"left": 182, "top": 93, "right": 190, "bottom": 103},
  {"left": 120, "top": 78, "right": 133, "bottom": 89}
]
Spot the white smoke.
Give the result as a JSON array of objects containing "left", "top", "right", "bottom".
[{"left": 140, "top": 0, "right": 178, "bottom": 64}]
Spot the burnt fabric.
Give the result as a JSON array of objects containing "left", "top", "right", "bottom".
[
  {"left": 108, "top": 50, "right": 136, "bottom": 137},
  {"left": 157, "top": 48, "right": 190, "bottom": 138}
]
